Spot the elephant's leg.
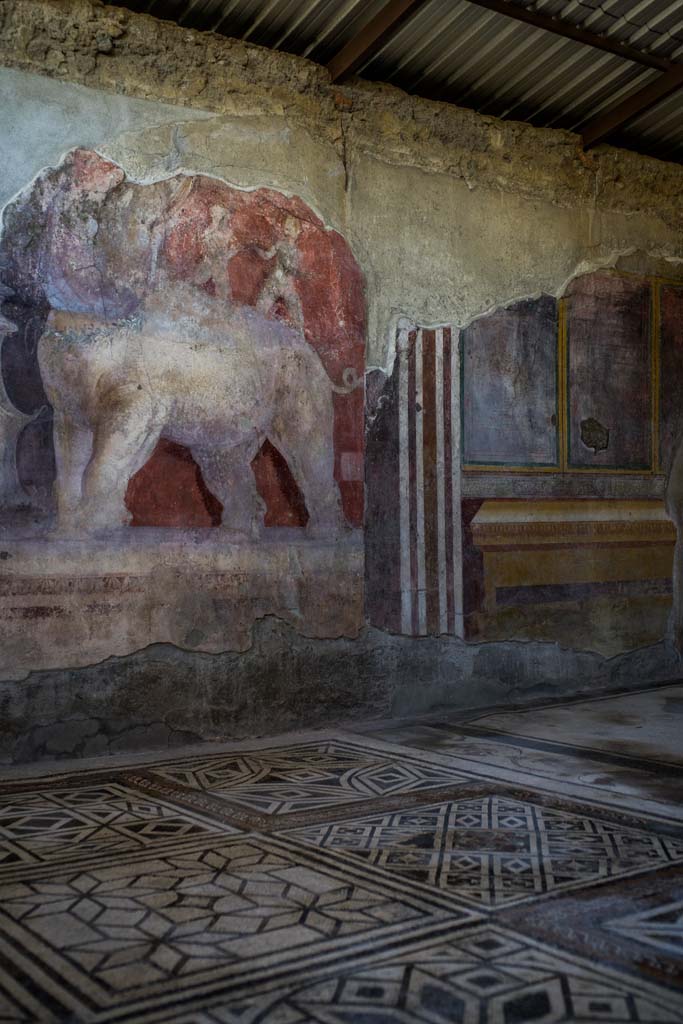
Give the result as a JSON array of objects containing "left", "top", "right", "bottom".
[
  {"left": 51, "top": 413, "right": 93, "bottom": 533},
  {"left": 269, "top": 384, "right": 345, "bottom": 536},
  {"left": 194, "top": 439, "right": 265, "bottom": 538},
  {"left": 79, "top": 389, "right": 162, "bottom": 533}
]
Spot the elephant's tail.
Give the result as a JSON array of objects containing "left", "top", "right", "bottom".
[{"left": 330, "top": 367, "right": 363, "bottom": 394}]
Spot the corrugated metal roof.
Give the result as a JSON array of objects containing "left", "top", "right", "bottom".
[{"left": 108, "top": 0, "right": 683, "bottom": 163}]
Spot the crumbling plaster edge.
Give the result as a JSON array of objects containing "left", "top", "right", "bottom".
[
  {"left": 3, "top": 0, "right": 683, "bottom": 207},
  {"left": 373, "top": 246, "right": 658, "bottom": 380},
  {"left": 1, "top": 613, "right": 678, "bottom": 689}
]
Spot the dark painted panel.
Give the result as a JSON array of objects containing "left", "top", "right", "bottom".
[
  {"left": 566, "top": 273, "right": 651, "bottom": 470},
  {"left": 462, "top": 295, "right": 558, "bottom": 467},
  {"left": 659, "top": 283, "right": 683, "bottom": 475},
  {"left": 364, "top": 368, "right": 401, "bottom": 633}
]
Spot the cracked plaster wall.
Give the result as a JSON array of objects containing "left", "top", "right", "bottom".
[
  {"left": 2, "top": 1, "right": 683, "bottom": 373},
  {"left": 1, "top": 0, "right": 683, "bottom": 761}
]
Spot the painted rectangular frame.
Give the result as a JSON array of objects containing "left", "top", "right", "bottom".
[{"left": 461, "top": 270, "right": 676, "bottom": 476}]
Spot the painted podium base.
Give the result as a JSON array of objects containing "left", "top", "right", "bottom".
[
  {"left": 0, "top": 530, "right": 364, "bottom": 680},
  {"left": 471, "top": 500, "right": 675, "bottom": 656}
]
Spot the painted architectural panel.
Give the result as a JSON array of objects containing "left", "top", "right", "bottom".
[
  {"left": 659, "top": 283, "right": 683, "bottom": 475},
  {"left": 462, "top": 295, "right": 558, "bottom": 467},
  {"left": 566, "top": 273, "right": 652, "bottom": 471},
  {"left": 366, "top": 323, "right": 463, "bottom": 637}
]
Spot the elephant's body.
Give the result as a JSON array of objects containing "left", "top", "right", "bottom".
[{"left": 38, "top": 297, "right": 346, "bottom": 536}]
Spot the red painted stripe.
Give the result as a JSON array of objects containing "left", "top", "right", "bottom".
[
  {"left": 443, "top": 327, "right": 455, "bottom": 635},
  {"left": 422, "top": 329, "right": 439, "bottom": 635},
  {"left": 408, "top": 331, "right": 418, "bottom": 635}
]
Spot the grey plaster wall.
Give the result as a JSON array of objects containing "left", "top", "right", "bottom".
[{"left": 1, "top": 619, "right": 679, "bottom": 764}]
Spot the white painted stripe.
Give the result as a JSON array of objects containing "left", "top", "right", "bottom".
[
  {"left": 397, "top": 329, "right": 412, "bottom": 635},
  {"left": 415, "top": 328, "right": 427, "bottom": 635},
  {"left": 450, "top": 329, "right": 464, "bottom": 638},
  {"left": 435, "top": 328, "right": 448, "bottom": 635}
]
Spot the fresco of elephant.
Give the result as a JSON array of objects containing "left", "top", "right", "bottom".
[{"left": 38, "top": 288, "right": 357, "bottom": 538}]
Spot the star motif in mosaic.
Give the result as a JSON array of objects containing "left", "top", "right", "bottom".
[
  {"left": 285, "top": 794, "right": 683, "bottom": 907},
  {"left": 195, "top": 924, "right": 683, "bottom": 1023},
  {"left": 147, "top": 741, "right": 468, "bottom": 814},
  {"left": 0, "top": 834, "right": 474, "bottom": 1017},
  {"left": 0, "top": 783, "right": 234, "bottom": 872},
  {"left": 606, "top": 897, "right": 683, "bottom": 958}
]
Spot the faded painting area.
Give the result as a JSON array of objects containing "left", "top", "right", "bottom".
[
  {"left": 462, "top": 296, "right": 558, "bottom": 468},
  {"left": 367, "top": 270, "right": 683, "bottom": 657},
  {"left": 0, "top": 148, "right": 365, "bottom": 676},
  {"left": 566, "top": 272, "right": 652, "bottom": 471}
]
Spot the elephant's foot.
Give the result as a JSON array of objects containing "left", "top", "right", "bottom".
[
  {"left": 306, "top": 507, "right": 348, "bottom": 541},
  {"left": 218, "top": 500, "right": 265, "bottom": 542},
  {"left": 53, "top": 502, "right": 131, "bottom": 538},
  {"left": 216, "top": 527, "right": 257, "bottom": 545}
]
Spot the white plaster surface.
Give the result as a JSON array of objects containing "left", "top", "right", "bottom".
[{"left": 0, "top": 67, "right": 212, "bottom": 214}]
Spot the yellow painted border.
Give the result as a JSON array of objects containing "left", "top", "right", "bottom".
[
  {"left": 463, "top": 268, "right": 671, "bottom": 477},
  {"left": 652, "top": 280, "right": 661, "bottom": 474},
  {"left": 558, "top": 297, "right": 567, "bottom": 473}
]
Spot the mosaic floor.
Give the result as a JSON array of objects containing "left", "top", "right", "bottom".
[{"left": 0, "top": 683, "right": 682, "bottom": 1021}]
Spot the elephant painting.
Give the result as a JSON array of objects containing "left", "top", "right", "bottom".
[{"left": 38, "top": 288, "right": 358, "bottom": 538}]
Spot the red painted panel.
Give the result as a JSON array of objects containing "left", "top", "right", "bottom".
[
  {"left": 20, "top": 153, "right": 367, "bottom": 529},
  {"left": 126, "top": 440, "right": 222, "bottom": 528}
]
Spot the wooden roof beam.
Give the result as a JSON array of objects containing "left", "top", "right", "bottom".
[
  {"left": 462, "top": 0, "right": 673, "bottom": 72},
  {"left": 327, "top": 0, "right": 429, "bottom": 82},
  {"left": 581, "top": 64, "right": 683, "bottom": 148}
]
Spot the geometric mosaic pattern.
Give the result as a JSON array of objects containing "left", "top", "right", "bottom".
[
  {"left": 0, "top": 834, "right": 474, "bottom": 1020},
  {"left": 202, "top": 925, "right": 683, "bottom": 1023},
  {"left": 285, "top": 794, "right": 683, "bottom": 907},
  {"left": 0, "top": 783, "right": 234, "bottom": 874},
  {"left": 147, "top": 741, "right": 468, "bottom": 815},
  {"left": 0, "top": 706, "right": 682, "bottom": 1021},
  {"left": 606, "top": 898, "right": 683, "bottom": 957}
]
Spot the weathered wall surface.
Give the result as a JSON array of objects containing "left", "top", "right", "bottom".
[{"left": 1, "top": 0, "right": 683, "bottom": 761}]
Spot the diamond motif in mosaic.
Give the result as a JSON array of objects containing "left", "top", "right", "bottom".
[
  {"left": 0, "top": 834, "right": 472, "bottom": 1015},
  {"left": 148, "top": 741, "right": 467, "bottom": 814},
  {"left": 195, "top": 925, "right": 683, "bottom": 1023},
  {"left": 285, "top": 794, "right": 683, "bottom": 907},
  {"left": 0, "top": 783, "right": 233, "bottom": 872}
]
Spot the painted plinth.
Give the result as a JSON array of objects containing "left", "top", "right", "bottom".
[
  {"left": 0, "top": 534, "right": 364, "bottom": 680},
  {"left": 471, "top": 500, "right": 675, "bottom": 655}
]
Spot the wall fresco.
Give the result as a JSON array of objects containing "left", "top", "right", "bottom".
[
  {"left": 0, "top": 149, "right": 365, "bottom": 532},
  {"left": 566, "top": 272, "right": 652, "bottom": 471},
  {"left": 0, "top": 148, "right": 365, "bottom": 675},
  {"left": 462, "top": 296, "right": 558, "bottom": 467},
  {"left": 659, "top": 283, "right": 683, "bottom": 476},
  {"left": 459, "top": 271, "right": 678, "bottom": 656},
  {"left": 0, "top": 147, "right": 681, "bottom": 682},
  {"left": 368, "top": 271, "right": 682, "bottom": 658},
  {"left": 366, "top": 322, "right": 464, "bottom": 638}
]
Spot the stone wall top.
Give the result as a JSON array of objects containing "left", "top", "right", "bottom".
[{"left": 1, "top": 0, "right": 683, "bottom": 226}]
